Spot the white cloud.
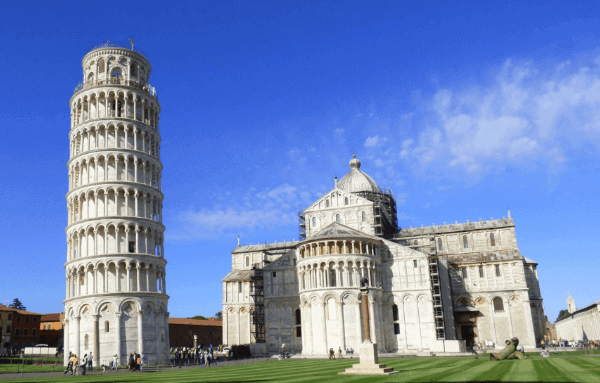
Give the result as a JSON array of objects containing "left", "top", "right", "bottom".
[
  {"left": 364, "top": 135, "right": 380, "bottom": 147},
  {"left": 399, "top": 56, "right": 600, "bottom": 178},
  {"left": 169, "top": 184, "right": 314, "bottom": 241}
]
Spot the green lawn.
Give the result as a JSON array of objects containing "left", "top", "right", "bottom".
[{"left": 4, "top": 356, "right": 600, "bottom": 382}]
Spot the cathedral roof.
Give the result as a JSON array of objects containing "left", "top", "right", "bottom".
[
  {"left": 337, "top": 155, "right": 381, "bottom": 193},
  {"left": 309, "top": 222, "right": 378, "bottom": 241}
]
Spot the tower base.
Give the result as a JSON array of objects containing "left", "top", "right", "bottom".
[{"left": 339, "top": 342, "right": 397, "bottom": 375}]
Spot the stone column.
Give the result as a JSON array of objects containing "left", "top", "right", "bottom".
[
  {"left": 126, "top": 265, "right": 131, "bottom": 292},
  {"left": 74, "top": 316, "right": 81, "bottom": 358},
  {"left": 115, "top": 265, "right": 120, "bottom": 292},
  {"left": 93, "top": 267, "right": 98, "bottom": 294},
  {"left": 306, "top": 303, "right": 313, "bottom": 354},
  {"left": 137, "top": 310, "right": 144, "bottom": 354},
  {"left": 322, "top": 302, "right": 328, "bottom": 354},
  {"left": 337, "top": 301, "right": 346, "bottom": 350},
  {"left": 146, "top": 268, "right": 150, "bottom": 292},
  {"left": 136, "top": 265, "right": 141, "bottom": 292},
  {"left": 490, "top": 300, "right": 498, "bottom": 345},
  {"left": 63, "top": 319, "right": 70, "bottom": 366},
  {"left": 92, "top": 315, "right": 99, "bottom": 366},
  {"left": 115, "top": 313, "right": 122, "bottom": 365},
  {"left": 223, "top": 309, "right": 228, "bottom": 345}
]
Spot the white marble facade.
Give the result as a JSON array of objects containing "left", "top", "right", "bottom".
[
  {"left": 64, "top": 44, "right": 169, "bottom": 366},
  {"left": 223, "top": 157, "right": 545, "bottom": 355}
]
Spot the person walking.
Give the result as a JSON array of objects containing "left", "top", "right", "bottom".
[
  {"left": 72, "top": 354, "right": 79, "bottom": 376},
  {"left": 88, "top": 352, "right": 93, "bottom": 371},
  {"left": 141, "top": 352, "right": 145, "bottom": 372},
  {"left": 80, "top": 354, "right": 88, "bottom": 375},
  {"left": 135, "top": 353, "right": 141, "bottom": 371},
  {"left": 111, "top": 354, "right": 118, "bottom": 370},
  {"left": 64, "top": 354, "right": 74, "bottom": 375},
  {"left": 338, "top": 347, "right": 343, "bottom": 359},
  {"left": 207, "top": 352, "right": 212, "bottom": 367},
  {"left": 128, "top": 353, "right": 134, "bottom": 371},
  {"left": 213, "top": 351, "right": 218, "bottom": 367}
]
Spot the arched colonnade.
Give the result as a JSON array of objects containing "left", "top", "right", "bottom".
[{"left": 66, "top": 222, "right": 164, "bottom": 260}]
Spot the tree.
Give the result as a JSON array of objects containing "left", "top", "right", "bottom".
[
  {"left": 190, "top": 315, "right": 206, "bottom": 320},
  {"left": 214, "top": 311, "right": 223, "bottom": 320},
  {"left": 8, "top": 298, "right": 25, "bottom": 310},
  {"left": 556, "top": 309, "right": 570, "bottom": 322}
]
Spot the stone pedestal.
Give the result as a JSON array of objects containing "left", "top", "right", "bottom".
[{"left": 339, "top": 342, "right": 397, "bottom": 375}]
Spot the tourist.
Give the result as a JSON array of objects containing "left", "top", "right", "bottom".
[
  {"left": 207, "top": 352, "right": 212, "bottom": 367},
  {"left": 72, "top": 354, "right": 79, "bottom": 376},
  {"left": 213, "top": 352, "right": 218, "bottom": 366},
  {"left": 88, "top": 352, "right": 93, "bottom": 371},
  {"left": 141, "top": 352, "right": 145, "bottom": 372},
  {"left": 111, "top": 354, "right": 118, "bottom": 370},
  {"left": 128, "top": 353, "right": 134, "bottom": 370},
  {"left": 81, "top": 354, "right": 88, "bottom": 375},
  {"left": 338, "top": 347, "right": 343, "bottom": 359},
  {"left": 329, "top": 348, "right": 335, "bottom": 359},
  {"left": 64, "top": 354, "right": 74, "bottom": 375},
  {"left": 136, "top": 353, "right": 142, "bottom": 371}
]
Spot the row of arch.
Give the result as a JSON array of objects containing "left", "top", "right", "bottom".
[
  {"left": 70, "top": 123, "right": 160, "bottom": 160},
  {"left": 297, "top": 258, "right": 381, "bottom": 291},
  {"left": 298, "top": 239, "right": 381, "bottom": 258},
  {"left": 69, "top": 154, "right": 161, "bottom": 192},
  {"left": 72, "top": 89, "right": 158, "bottom": 130},
  {"left": 82, "top": 54, "right": 149, "bottom": 88},
  {"left": 66, "top": 260, "right": 166, "bottom": 298},
  {"left": 66, "top": 223, "right": 164, "bottom": 260},
  {"left": 68, "top": 186, "right": 162, "bottom": 225}
]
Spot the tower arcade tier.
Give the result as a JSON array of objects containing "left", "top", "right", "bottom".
[{"left": 64, "top": 42, "right": 169, "bottom": 367}]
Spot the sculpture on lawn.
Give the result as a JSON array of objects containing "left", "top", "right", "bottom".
[{"left": 490, "top": 338, "right": 527, "bottom": 360}]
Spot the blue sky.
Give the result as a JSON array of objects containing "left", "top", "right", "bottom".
[{"left": 1, "top": 1, "right": 599, "bottom": 323}]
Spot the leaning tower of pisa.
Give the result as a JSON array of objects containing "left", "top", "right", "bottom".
[{"left": 64, "top": 42, "right": 169, "bottom": 367}]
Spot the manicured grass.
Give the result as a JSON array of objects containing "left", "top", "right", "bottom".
[{"left": 4, "top": 355, "right": 600, "bottom": 382}]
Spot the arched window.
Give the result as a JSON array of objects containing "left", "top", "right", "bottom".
[
  {"left": 490, "top": 233, "right": 496, "bottom": 246},
  {"left": 413, "top": 260, "right": 418, "bottom": 268},
  {"left": 495, "top": 264, "right": 501, "bottom": 277},
  {"left": 493, "top": 297, "right": 504, "bottom": 312},
  {"left": 463, "top": 235, "right": 468, "bottom": 248},
  {"left": 438, "top": 238, "right": 443, "bottom": 250},
  {"left": 329, "top": 269, "right": 337, "bottom": 287},
  {"left": 344, "top": 197, "right": 348, "bottom": 205},
  {"left": 361, "top": 211, "right": 366, "bottom": 222},
  {"left": 392, "top": 304, "right": 400, "bottom": 334},
  {"left": 478, "top": 266, "right": 484, "bottom": 278},
  {"left": 335, "top": 214, "right": 340, "bottom": 223},
  {"left": 312, "top": 217, "right": 316, "bottom": 226},
  {"left": 246, "top": 256, "right": 249, "bottom": 267},
  {"left": 326, "top": 200, "right": 330, "bottom": 207},
  {"left": 105, "top": 321, "right": 109, "bottom": 332},
  {"left": 413, "top": 240, "right": 418, "bottom": 246},
  {"left": 295, "top": 309, "right": 301, "bottom": 325}
]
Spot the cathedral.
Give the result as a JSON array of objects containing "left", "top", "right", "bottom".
[{"left": 222, "top": 155, "right": 546, "bottom": 355}]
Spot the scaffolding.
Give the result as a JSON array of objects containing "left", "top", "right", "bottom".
[
  {"left": 250, "top": 264, "right": 266, "bottom": 343},
  {"left": 298, "top": 210, "right": 306, "bottom": 240},
  {"left": 354, "top": 189, "right": 398, "bottom": 238}
]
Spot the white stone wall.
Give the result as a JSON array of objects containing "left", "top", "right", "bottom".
[
  {"left": 304, "top": 189, "right": 375, "bottom": 237},
  {"left": 555, "top": 305, "right": 600, "bottom": 342}
]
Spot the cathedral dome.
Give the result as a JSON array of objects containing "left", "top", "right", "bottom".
[{"left": 337, "top": 155, "right": 381, "bottom": 193}]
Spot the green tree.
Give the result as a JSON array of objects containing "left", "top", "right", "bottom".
[
  {"left": 556, "top": 309, "right": 570, "bottom": 322},
  {"left": 190, "top": 315, "right": 206, "bottom": 320},
  {"left": 214, "top": 311, "right": 223, "bottom": 320},
  {"left": 8, "top": 298, "right": 26, "bottom": 310}
]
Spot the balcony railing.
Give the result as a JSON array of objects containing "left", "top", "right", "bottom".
[
  {"left": 85, "top": 40, "right": 149, "bottom": 62},
  {"left": 73, "top": 79, "right": 158, "bottom": 99}
]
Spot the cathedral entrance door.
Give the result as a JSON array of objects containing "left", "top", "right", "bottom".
[{"left": 461, "top": 325, "right": 475, "bottom": 348}]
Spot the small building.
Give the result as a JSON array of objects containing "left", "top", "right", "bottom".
[
  {"left": 0, "top": 305, "right": 42, "bottom": 349},
  {"left": 169, "top": 318, "right": 222, "bottom": 348},
  {"left": 0, "top": 305, "right": 15, "bottom": 351},
  {"left": 555, "top": 295, "right": 600, "bottom": 343},
  {"left": 39, "top": 313, "right": 64, "bottom": 348}
]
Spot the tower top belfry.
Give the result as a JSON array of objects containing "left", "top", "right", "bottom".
[{"left": 64, "top": 42, "right": 169, "bottom": 367}]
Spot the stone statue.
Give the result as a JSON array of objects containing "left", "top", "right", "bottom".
[{"left": 490, "top": 338, "right": 527, "bottom": 360}]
